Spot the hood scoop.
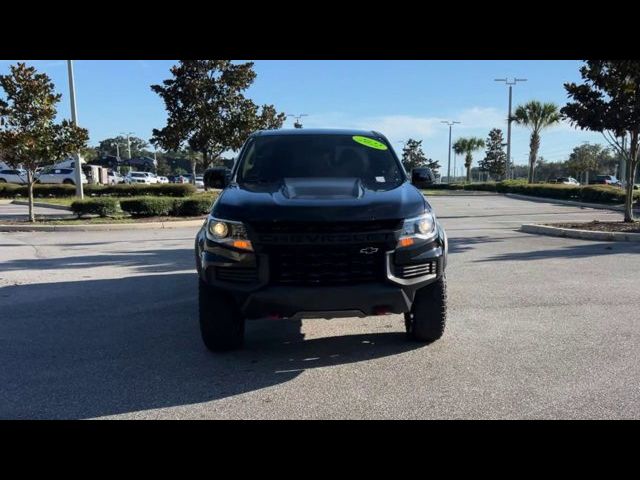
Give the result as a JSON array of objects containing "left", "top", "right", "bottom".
[{"left": 281, "top": 177, "right": 364, "bottom": 200}]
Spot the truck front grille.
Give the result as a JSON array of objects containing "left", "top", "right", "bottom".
[
  {"left": 250, "top": 219, "right": 402, "bottom": 234},
  {"left": 269, "top": 245, "right": 386, "bottom": 286}
]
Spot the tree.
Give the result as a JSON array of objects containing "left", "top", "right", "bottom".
[
  {"left": 452, "top": 137, "right": 485, "bottom": 183},
  {"left": 97, "top": 135, "right": 150, "bottom": 159},
  {"left": 562, "top": 60, "right": 640, "bottom": 221},
  {"left": 0, "top": 63, "right": 88, "bottom": 222},
  {"left": 151, "top": 60, "right": 285, "bottom": 183},
  {"left": 479, "top": 128, "right": 507, "bottom": 180},
  {"left": 401, "top": 139, "right": 427, "bottom": 170},
  {"left": 514, "top": 100, "right": 560, "bottom": 184},
  {"left": 566, "top": 144, "right": 598, "bottom": 182},
  {"left": 425, "top": 158, "right": 441, "bottom": 176},
  {"left": 80, "top": 146, "right": 99, "bottom": 163}
]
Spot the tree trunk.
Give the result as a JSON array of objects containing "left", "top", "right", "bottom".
[
  {"left": 27, "top": 170, "right": 35, "bottom": 223},
  {"left": 203, "top": 151, "right": 209, "bottom": 192},
  {"left": 623, "top": 131, "right": 638, "bottom": 222},
  {"left": 528, "top": 132, "right": 540, "bottom": 184},
  {"left": 191, "top": 158, "right": 197, "bottom": 185},
  {"left": 465, "top": 154, "right": 472, "bottom": 183}
]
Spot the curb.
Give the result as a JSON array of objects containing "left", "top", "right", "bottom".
[
  {"left": 423, "top": 191, "right": 500, "bottom": 197},
  {"left": 10, "top": 200, "right": 72, "bottom": 211},
  {"left": 521, "top": 223, "right": 640, "bottom": 242},
  {"left": 505, "top": 193, "right": 640, "bottom": 213},
  {"left": 0, "top": 218, "right": 205, "bottom": 232}
]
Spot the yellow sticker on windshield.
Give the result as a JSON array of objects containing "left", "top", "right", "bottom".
[{"left": 352, "top": 135, "right": 388, "bottom": 150}]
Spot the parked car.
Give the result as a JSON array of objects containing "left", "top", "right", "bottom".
[
  {"left": 590, "top": 175, "right": 620, "bottom": 186},
  {"left": 108, "top": 170, "right": 124, "bottom": 185},
  {"left": 195, "top": 175, "right": 204, "bottom": 188},
  {"left": 556, "top": 177, "right": 580, "bottom": 186},
  {"left": 35, "top": 167, "right": 87, "bottom": 185},
  {"left": 156, "top": 176, "right": 169, "bottom": 184},
  {"left": 125, "top": 171, "right": 156, "bottom": 184},
  {"left": 0, "top": 168, "right": 28, "bottom": 184}
]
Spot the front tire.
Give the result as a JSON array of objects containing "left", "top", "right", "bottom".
[
  {"left": 63, "top": 179, "right": 75, "bottom": 185},
  {"left": 405, "top": 275, "right": 447, "bottom": 342},
  {"left": 198, "top": 279, "right": 245, "bottom": 352}
]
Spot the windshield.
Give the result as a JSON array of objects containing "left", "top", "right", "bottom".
[
  {"left": 131, "top": 172, "right": 145, "bottom": 177},
  {"left": 236, "top": 134, "right": 405, "bottom": 188}
]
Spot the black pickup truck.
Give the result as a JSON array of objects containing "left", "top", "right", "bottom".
[{"left": 195, "top": 129, "right": 448, "bottom": 351}]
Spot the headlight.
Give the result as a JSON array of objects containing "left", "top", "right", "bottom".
[
  {"left": 398, "top": 212, "right": 436, "bottom": 247},
  {"left": 205, "top": 217, "right": 253, "bottom": 251}
]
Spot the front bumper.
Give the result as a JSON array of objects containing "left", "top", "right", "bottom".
[{"left": 197, "top": 233, "right": 446, "bottom": 320}]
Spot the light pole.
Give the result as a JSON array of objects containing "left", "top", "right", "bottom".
[
  {"left": 287, "top": 113, "right": 308, "bottom": 129},
  {"left": 441, "top": 120, "right": 460, "bottom": 183},
  {"left": 67, "top": 60, "right": 83, "bottom": 199},
  {"left": 453, "top": 150, "right": 457, "bottom": 182},
  {"left": 120, "top": 132, "right": 133, "bottom": 159},
  {"left": 495, "top": 78, "right": 527, "bottom": 180}
]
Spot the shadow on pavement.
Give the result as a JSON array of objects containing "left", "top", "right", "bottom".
[
  {"left": 478, "top": 241, "right": 640, "bottom": 262},
  {"left": 447, "top": 235, "right": 509, "bottom": 254},
  {"left": 0, "top": 248, "right": 195, "bottom": 274},
  {"left": 0, "top": 272, "right": 421, "bottom": 419}
]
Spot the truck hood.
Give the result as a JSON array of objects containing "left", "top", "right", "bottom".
[{"left": 211, "top": 178, "right": 429, "bottom": 223}]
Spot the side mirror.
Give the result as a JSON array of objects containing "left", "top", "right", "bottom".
[
  {"left": 204, "top": 167, "right": 230, "bottom": 189},
  {"left": 411, "top": 169, "right": 434, "bottom": 188}
]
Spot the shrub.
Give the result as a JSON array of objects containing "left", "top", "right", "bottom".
[
  {"left": 120, "top": 197, "right": 175, "bottom": 217},
  {"left": 0, "top": 184, "right": 77, "bottom": 198},
  {"left": 84, "top": 183, "right": 196, "bottom": 197},
  {"left": 171, "top": 197, "right": 213, "bottom": 216},
  {"left": 0, "top": 183, "right": 21, "bottom": 197},
  {"left": 71, "top": 198, "right": 120, "bottom": 218}
]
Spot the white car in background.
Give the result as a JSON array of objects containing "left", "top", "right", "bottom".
[
  {"left": 557, "top": 177, "right": 580, "bottom": 186},
  {"left": 36, "top": 167, "right": 87, "bottom": 185},
  {"left": 0, "top": 168, "right": 28, "bottom": 184},
  {"left": 195, "top": 175, "right": 204, "bottom": 188},
  {"left": 108, "top": 171, "right": 124, "bottom": 185},
  {"left": 157, "top": 176, "right": 169, "bottom": 184},
  {"left": 126, "top": 172, "right": 157, "bottom": 184}
]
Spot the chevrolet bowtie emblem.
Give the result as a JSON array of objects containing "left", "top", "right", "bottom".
[{"left": 360, "top": 247, "right": 379, "bottom": 255}]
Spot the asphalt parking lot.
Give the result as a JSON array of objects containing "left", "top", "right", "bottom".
[{"left": 1, "top": 194, "right": 639, "bottom": 419}]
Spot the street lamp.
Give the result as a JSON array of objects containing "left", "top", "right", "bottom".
[
  {"left": 66, "top": 60, "right": 83, "bottom": 199},
  {"left": 495, "top": 78, "right": 527, "bottom": 180},
  {"left": 441, "top": 120, "right": 460, "bottom": 183},
  {"left": 120, "top": 132, "right": 134, "bottom": 159}
]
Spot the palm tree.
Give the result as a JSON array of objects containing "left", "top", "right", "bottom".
[
  {"left": 453, "top": 137, "right": 485, "bottom": 183},
  {"left": 514, "top": 101, "right": 560, "bottom": 184}
]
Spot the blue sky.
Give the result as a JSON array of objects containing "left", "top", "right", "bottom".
[{"left": 0, "top": 60, "right": 604, "bottom": 173}]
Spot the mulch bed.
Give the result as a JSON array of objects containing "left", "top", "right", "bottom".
[{"left": 548, "top": 220, "right": 640, "bottom": 233}]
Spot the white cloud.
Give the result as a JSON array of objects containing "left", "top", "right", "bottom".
[{"left": 299, "top": 106, "right": 505, "bottom": 144}]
